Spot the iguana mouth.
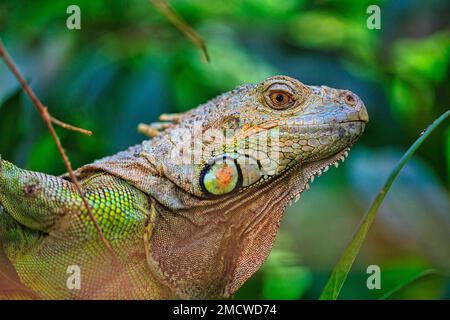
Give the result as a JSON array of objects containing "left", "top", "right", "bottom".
[{"left": 345, "top": 120, "right": 368, "bottom": 123}]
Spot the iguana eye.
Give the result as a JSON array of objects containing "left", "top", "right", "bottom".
[
  {"left": 200, "top": 156, "right": 242, "bottom": 197},
  {"left": 268, "top": 91, "right": 294, "bottom": 109},
  {"left": 264, "top": 84, "right": 296, "bottom": 110}
]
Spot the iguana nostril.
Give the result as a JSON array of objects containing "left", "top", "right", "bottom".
[{"left": 344, "top": 93, "right": 356, "bottom": 106}]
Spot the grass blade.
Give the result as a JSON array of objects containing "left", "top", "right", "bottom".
[
  {"left": 378, "top": 269, "right": 437, "bottom": 300},
  {"left": 320, "top": 110, "right": 450, "bottom": 300}
]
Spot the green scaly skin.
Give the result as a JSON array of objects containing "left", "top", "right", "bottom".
[{"left": 0, "top": 76, "right": 368, "bottom": 299}]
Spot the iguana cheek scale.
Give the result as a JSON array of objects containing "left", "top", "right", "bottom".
[{"left": 0, "top": 75, "right": 368, "bottom": 299}]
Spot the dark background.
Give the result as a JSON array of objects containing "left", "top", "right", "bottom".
[{"left": 0, "top": 0, "right": 449, "bottom": 299}]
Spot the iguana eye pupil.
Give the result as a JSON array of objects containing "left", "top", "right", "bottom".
[
  {"left": 270, "top": 92, "right": 289, "bottom": 105},
  {"left": 266, "top": 90, "right": 295, "bottom": 110}
]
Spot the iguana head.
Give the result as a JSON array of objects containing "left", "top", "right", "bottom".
[
  {"left": 79, "top": 75, "right": 368, "bottom": 299},
  {"left": 137, "top": 75, "right": 368, "bottom": 298},
  {"left": 161, "top": 75, "right": 368, "bottom": 200}
]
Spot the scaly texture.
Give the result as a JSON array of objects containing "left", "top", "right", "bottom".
[{"left": 0, "top": 75, "right": 368, "bottom": 299}]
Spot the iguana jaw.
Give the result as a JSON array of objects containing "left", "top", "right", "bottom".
[{"left": 284, "top": 146, "right": 352, "bottom": 208}]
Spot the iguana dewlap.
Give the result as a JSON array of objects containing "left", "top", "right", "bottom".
[{"left": 0, "top": 75, "right": 368, "bottom": 299}]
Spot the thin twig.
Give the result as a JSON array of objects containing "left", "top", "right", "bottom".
[
  {"left": 150, "top": 0, "right": 210, "bottom": 62},
  {"left": 0, "top": 39, "right": 116, "bottom": 258},
  {"left": 50, "top": 116, "right": 92, "bottom": 136}
]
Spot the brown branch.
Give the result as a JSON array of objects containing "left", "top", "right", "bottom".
[
  {"left": 50, "top": 116, "right": 92, "bottom": 136},
  {"left": 150, "top": 0, "right": 210, "bottom": 62},
  {"left": 0, "top": 38, "right": 116, "bottom": 259}
]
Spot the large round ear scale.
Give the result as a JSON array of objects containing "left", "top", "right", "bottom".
[{"left": 199, "top": 154, "right": 243, "bottom": 198}]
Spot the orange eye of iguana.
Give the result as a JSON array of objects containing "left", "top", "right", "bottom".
[{"left": 266, "top": 90, "right": 295, "bottom": 110}]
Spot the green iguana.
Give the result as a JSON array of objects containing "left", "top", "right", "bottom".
[{"left": 0, "top": 75, "right": 368, "bottom": 299}]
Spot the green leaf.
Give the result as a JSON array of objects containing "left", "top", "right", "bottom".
[
  {"left": 320, "top": 110, "right": 450, "bottom": 300},
  {"left": 393, "top": 32, "right": 450, "bottom": 84}
]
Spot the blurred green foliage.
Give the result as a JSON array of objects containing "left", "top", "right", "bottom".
[{"left": 0, "top": 0, "right": 449, "bottom": 299}]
